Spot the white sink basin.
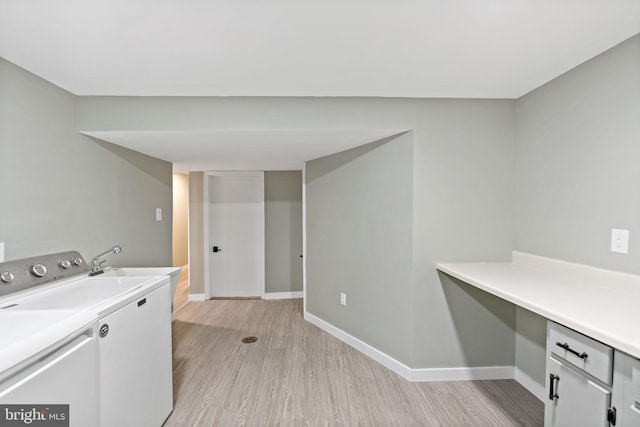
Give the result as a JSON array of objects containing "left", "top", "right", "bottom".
[
  {"left": 101, "top": 267, "right": 182, "bottom": 319},
  {"left": 101, "top": 267, "right": 181, "bottom": 280}
]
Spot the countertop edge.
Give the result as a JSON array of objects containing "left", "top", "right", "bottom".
[{"left": 436, "top": 260, "right": 640, "bottom": 359}]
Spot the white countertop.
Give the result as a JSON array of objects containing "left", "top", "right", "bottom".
[{"left": 437, "top": 252, "right": 640, "bottom": 359}]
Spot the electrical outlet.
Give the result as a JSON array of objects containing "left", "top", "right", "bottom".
[
  {"left": 340, "top": 292, "right": 347, "bottom": 306},
  {"left": 611, "top": 229, "right": 629, "bottom": 254}
]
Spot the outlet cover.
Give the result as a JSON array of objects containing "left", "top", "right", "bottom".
[
  {"left": 611, "top": 229, "right": 629, "bottom": 254},
  {"left": 340, "top": 292, "right": 346, "bottom": 306}
]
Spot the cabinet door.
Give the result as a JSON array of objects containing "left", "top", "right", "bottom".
[
  {"left": 615, "top": 351, "right": 640, "bottom": 427},
  {"left": 546, "top": 357, "right": 611, "bottom": 427}
]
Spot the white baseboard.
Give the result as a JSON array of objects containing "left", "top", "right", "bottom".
[
  {"left": 188, "top": 293, "right": 206, "bottom": 302},
  {"left": 515, "top": 367, "right": 545, "bottom": 402},
  {"left": 410, "top": 365, "right": 514, "bottom": 382},
  {"left": 263, "top": 291, "right": 303, "bottom": 300},
  {"left": 304, "top": 311, "right": 515, "bottom": 383}
]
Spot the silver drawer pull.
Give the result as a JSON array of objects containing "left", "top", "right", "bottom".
[{"left": 556, "top": 341, "right": 588, "bottom": 359}]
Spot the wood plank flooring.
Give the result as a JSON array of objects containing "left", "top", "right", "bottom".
[{"left": 163, "top": 299, "right": 543, "bottom": 426}]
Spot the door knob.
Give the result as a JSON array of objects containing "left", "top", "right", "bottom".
[{"left": 213, "top": 246, "right": 222, "bottom": 253}]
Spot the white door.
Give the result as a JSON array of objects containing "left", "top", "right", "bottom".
[{"left": 207, "top": 172, "right": 264, "bottom": 298}]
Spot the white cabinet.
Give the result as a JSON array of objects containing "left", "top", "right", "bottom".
[
  {"left": 546, "top": 356, "right": 612, "bottom": 426},
  {"left": 98, "top": 283, "right": 173, "bottom": 427},
  {"left": 612, "top": 351, "right": 640, "bottom": 427},
  {"left": 545, "top": 322, "right": 616, "bottom": 427}
]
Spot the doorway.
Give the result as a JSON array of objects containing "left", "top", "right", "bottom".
[{"left": 205, "top": 171, "right": 265, "bottom": 298}]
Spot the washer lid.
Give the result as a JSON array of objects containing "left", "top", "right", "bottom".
[{"left": 0, "top": 309, "right": 97, "bottom": 376}]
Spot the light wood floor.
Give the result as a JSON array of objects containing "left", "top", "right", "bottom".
[{"left": 163, "top": 298, "right": 543, "bottom": 426}]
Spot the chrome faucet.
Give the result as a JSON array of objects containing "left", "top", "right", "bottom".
[{"left": 89, "top": 245, "right": 122, "bottom": 276}]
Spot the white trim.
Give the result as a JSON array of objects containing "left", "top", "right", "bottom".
[
  {"left": 203, "top": 172, "right": 209, "bottom": 300},
  {"left": 515, "top": 367, "right": 545, "bottom": 402},
  {"left": 204, "top": 171, "right": 266, "bottom": 299},
  {"left": 410, "top": 365, "right": 514, "bottom": 382},
  {"left": 188, "top": 293, "right": 206, "bottom": 302},
  {"left": 263, "top": 291, "right": 303, "bottom": 300},
  {"left": 304, "top": 311, "right": 515, "bottom": 383},
  {"left": 302, "top": 164, "right": 307, "bottom": 312}
]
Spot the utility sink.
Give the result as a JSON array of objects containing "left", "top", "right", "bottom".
[{"left": 101, "top": 267, "right": 182, "bottom": 319}]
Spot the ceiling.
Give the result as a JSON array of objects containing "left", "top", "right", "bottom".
[{"left": 1, "top": 0, "right": 639, "bottom": 171}]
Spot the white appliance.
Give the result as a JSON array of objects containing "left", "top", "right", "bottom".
[
  {"left": 101, "top": 266, "right": 182, "bottom": 320},
  {"left": 97, "top": 282, "right": 173, "bottom": 427},
  {"left": 0, "top": 310, "right": 99, "bottom": 427},
  {"left": 0, "top": 250, "right": 173, "bottom": 427}
]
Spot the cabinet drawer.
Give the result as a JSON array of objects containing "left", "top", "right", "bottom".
[{"left": 549, "top": 322, "right": 613, "bottom": 384}]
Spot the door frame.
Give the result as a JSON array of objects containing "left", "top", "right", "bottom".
[{"left": 203, "top": 171, "right": 265, "bottom": 299}]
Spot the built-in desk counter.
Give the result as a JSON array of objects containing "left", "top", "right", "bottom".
[{"left": 437, "top": 251, "right": 640, "bottom": 360}]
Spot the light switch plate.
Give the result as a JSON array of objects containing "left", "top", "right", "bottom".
[
  {"left": 0, "top": 242, "right": 4, "bottom": 262},
  {"left": 611, "top": 229, "right": 629, "bottom": 254},
  {"left": 156, "top": 208, "right": 162, "bottom": 221}
]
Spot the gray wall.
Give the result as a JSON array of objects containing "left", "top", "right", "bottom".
[
  {"left": 515, "top": 34, "right": 640, "bottom": 390},
  {"left": 516, "top": 34, "right": 640, "bottom": 271},
  {"left": 0, "top": 58, "right": 172, "bottom": 266},
  {"left": 515, "top": 307, "right": 546, "bottom": 389},
  {"left": 265, "top": 171, "right": 303, "bottom": 294},
  {"left": 76, "top": 95, "right": 517, "bottom": 369},
  {"left": 411, "top": 100, "right": 517, "bottom": 368},
  {"left": 307, "top": 134, "right": 415, "bottom": 362}
]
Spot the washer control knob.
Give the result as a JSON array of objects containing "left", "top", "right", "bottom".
[
  {"left": 0, "top": 272, "right": 14, "bottom": 284},
  {"left": 30, "top": 264, "right": 47, "bottom": 278},
  {"left": 59, "top": 260, "right": 72, "bottom": 269},
  {"left": 72, "top": 258, "right": 84, "bottom": 267}
]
